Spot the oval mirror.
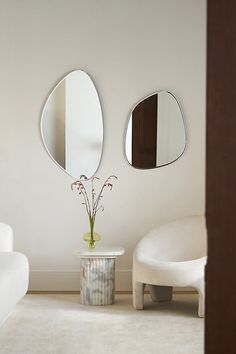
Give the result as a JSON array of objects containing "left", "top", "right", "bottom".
[
  {"left": 125, "top": 91, "right": 186, "bottom": 169},
  {"left": 41, "top": 70, "right": 103, "bottom": 179}
]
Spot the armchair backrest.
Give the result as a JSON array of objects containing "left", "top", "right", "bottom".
[
  {"left": 137, "top": 215, "right": 207, "bottom": 262},
  {"left": 0, "top": 223, "right": 13, "bottom": 252}
]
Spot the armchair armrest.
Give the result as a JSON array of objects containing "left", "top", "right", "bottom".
[{"left": 0, "top": 223, "right": 13, "bottom": 251}]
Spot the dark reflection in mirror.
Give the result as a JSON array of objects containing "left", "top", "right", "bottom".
[{"left": 125, "top": 92, "right": 186, "bottom": 169}]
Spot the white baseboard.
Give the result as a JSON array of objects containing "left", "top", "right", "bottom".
[
  {"left": 29, "top": 270, "right": 195, "bottom": 293},
  {"left": 29, "top": 270, "right": 132, "bottom": 291}
]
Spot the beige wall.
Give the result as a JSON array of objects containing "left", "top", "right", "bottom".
[{"left": 0, "top": 0, "right": 206, "bottom": 290}]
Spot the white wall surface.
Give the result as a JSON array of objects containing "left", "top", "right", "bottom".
[{"left": 0, "top": 0, "right": 206, "bottom": 291}]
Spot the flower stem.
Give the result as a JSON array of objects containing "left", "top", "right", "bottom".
[{"left": 89, "top": 215, "right": 95, "bottom": 243}]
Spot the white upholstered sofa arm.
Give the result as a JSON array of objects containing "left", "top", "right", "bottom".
[{"left": 0, "top": 223, "right": 13, "bottom": 252}]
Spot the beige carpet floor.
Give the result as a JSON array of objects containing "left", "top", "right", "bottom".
[{"left": 0, "top": 294, "right": 204, "bottom": 354}]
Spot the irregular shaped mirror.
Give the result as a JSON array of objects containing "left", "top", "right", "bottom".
[
  {"left": 41, "top": 70, "right": 103, "bottom": 179},
  {"left": 125, "top": 91, "right": 186, "bottom": 169}
]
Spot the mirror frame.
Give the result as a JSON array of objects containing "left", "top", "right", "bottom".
[
  {"left": 124, "top": 90, "right": 187, "bottom": 169},
  {"left": 40, "top": 69, "right": 104, "bottom": 180}
]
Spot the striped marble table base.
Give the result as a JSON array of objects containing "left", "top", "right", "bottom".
[{"left": 80, "top": 258, "right": 115, "bottom": 305}]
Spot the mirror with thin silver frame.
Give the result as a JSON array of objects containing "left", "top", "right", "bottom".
[
  {"left": 41, "top": 70, "right": 103, "bottom": 179},
  {"left": 125, "top": 91, "right": 186, "bottom": 169}
]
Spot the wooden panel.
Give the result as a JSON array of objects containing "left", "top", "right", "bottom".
[
  {"left": 206, "top": 0, "right": 236, "bottom": 352},
  {"left": 132, "top": 94, "right": 157, "bottom": 168}
]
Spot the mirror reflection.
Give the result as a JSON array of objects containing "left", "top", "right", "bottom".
[
  {"left": 125, "top": 91, "right": 186, "bottom": 169},
  {"left": 41, "top": 70, "right": 103, "bottom": 179}
]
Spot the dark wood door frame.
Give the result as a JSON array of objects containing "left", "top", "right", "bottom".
[{"left": 206, "top": 0, "right": 236, "bottom": 352}]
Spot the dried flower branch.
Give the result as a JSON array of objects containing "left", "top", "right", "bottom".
[{"left": 71, "top": 175, "right": 118, "bottom": 245}]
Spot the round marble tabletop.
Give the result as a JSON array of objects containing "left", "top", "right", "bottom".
[{"left": 73, "top": 246, "right": 125, "bottom": 258}]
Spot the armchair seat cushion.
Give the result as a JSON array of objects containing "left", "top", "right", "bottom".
[{"left": 134, "top": 255, "right": 207, "bottom": 287}]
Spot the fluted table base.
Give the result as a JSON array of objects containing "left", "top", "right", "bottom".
[{"left": 80, "top": 258, "right": 115, "bottom": 305}]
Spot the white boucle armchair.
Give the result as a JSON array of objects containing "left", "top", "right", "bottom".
[
  {"left": 133, "top": 215, "right": 207, "bottom": 317},
  {"left": 0, "top": 223, "right": 29, "bottom": 325}
]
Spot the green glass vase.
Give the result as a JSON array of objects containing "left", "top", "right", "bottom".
[{"left": 83, "top": 232, "right": 101, "bottom": 249}]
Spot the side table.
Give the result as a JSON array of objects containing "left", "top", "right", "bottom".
[{"left": 74, "top": 247, "right": 125, "bottom": 305}]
